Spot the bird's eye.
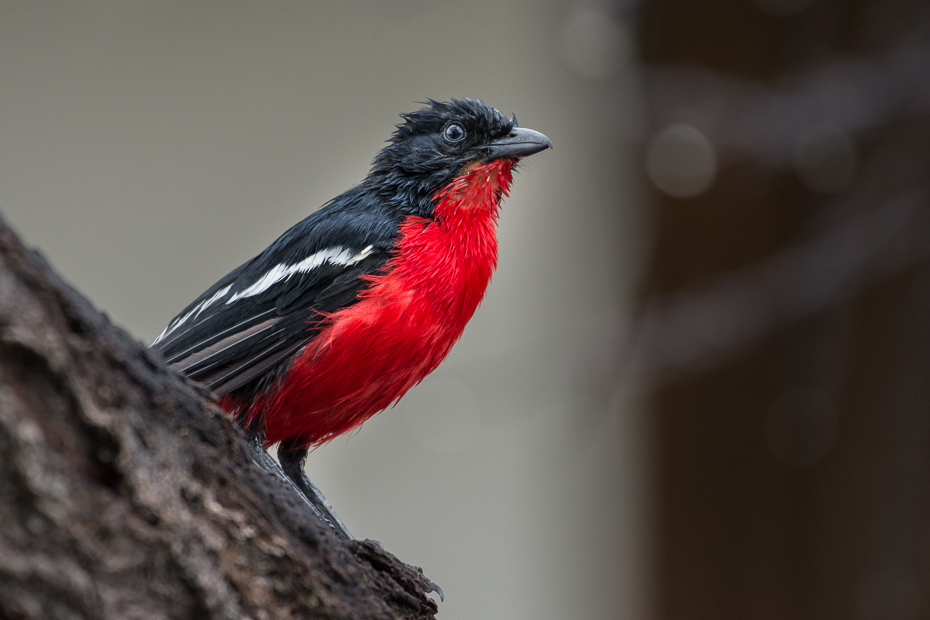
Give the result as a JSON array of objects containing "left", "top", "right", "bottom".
[{"left": 443, "top": 123, "right": 466, "bottom": 143}]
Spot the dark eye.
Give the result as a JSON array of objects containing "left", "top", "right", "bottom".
[{"left": 443, "top": 123, "right": 466, "bottom": 143}]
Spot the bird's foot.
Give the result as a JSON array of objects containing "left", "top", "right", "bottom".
[{"left": 427, "top": 580, "right": 444, "bottom": 602}]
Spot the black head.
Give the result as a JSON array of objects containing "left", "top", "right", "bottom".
[{"left": 366, "top": 99, "right": 551, "bottom": 208}]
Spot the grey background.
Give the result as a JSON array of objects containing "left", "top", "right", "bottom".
[{"left": 0, "top": 2, "right": 646, "bottom": 618}]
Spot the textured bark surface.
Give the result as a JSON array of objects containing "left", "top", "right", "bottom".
[{"left": 0, "top": 218, "right": 438, "bottom": 620}]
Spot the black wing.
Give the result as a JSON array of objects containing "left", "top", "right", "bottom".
[{"left": 151, "top": 188, "right": 400, "bottom": 395}]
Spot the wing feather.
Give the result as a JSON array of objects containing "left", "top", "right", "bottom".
[
  {"left": 154, "top": 248, "right": 390, "bottom": 397},
  {"left": 152, "top": 187, "right": 401, "bottom": 396}
]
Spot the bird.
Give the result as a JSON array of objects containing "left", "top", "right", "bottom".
[{"left": 151, "top": 98, "right": 551, "bottom": 541}]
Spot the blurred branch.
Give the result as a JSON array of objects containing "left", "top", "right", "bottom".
[
  {"left": 637, "top": 2, "right": 930, "bottom": 618},
  {"left": 626, "top": 190, "right": 930, "bottom": 383},
  {"left": 645, "top": 42, "right": 930, "bottom": 165}
]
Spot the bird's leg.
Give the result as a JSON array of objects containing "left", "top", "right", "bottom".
[
  {"left": 244, "top": 431, "right": 287, "bottom": 479},
  {"left": 242, "top": 430, "right": 335, "bottom": 527},
  {"left": 277, "top": 442, "right": 354, "bottom": 540},
  {"left": 252, "top": 435, "right": 445, "bottom": 600}
]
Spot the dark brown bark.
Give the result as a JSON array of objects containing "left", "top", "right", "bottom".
[{"left": 0, "top": 218, "right": 437, "bottom": 620}]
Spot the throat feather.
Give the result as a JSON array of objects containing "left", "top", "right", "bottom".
[{"left": 433, "top": 159, "right": 515, "bottom": 219}]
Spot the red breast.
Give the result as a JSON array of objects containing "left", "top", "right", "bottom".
[{"left": 248, "top": 159, "right": 515, "bottom": 447}]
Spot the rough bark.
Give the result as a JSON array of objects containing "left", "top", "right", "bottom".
[{"left": 0, "top": 218, "right": 438, "bottom": 620}]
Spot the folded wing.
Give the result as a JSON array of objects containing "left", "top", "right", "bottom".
[{"left": 152, "top": 245, "right": 390, "bottom": 395}]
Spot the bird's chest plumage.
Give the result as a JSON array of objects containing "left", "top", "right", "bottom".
[{"left": 261, "top": 161, "right": 513, "bottom": 446}]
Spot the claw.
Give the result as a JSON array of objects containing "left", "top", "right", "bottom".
[
  {"left": 426, "top": 580, "right": 444, "bottom": 602},
  {"left": 365, "top": 538, "right": 384, "bottom": 550}
]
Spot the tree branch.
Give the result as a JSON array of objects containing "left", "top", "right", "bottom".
[{"left": 0, "top": 217, "right": 438, "bottom": 620}]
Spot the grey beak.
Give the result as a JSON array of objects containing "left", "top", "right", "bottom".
[{"left": 485, "top": 126, "right": 553, "bottom": 161}]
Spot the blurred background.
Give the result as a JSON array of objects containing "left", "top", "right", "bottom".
[{"left": 1, "top": 1, "right": 927, "bottom": 619}]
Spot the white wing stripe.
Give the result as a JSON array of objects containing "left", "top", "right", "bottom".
[
  {"left": 152, "top": 284, "right": 232, "bottom": 346},
  {"left": 196, "top": 285, "right": 231, "bottom": 317},
  {"left": 153, "top": 245, "right": 374, "bottom": 346},
  {"left": 226, "top": 245, "right": 374, "bottom": 304}
]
